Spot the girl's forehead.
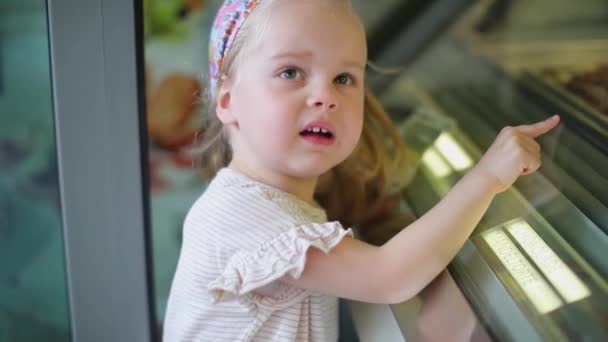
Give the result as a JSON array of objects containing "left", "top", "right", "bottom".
[{"left": 253, "top": 2, "right": 366, "bottom": 58}]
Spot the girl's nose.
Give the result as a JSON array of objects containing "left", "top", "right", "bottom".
[{"left": 307, "top": 85, "right": 338, "bottom": 111}]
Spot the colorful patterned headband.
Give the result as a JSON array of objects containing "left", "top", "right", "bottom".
[{"left": 209, "top": 0, "right": 263, "bottom": 96}]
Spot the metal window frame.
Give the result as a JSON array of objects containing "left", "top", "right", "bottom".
[{"left": 47, "top": 0, "right": 155, "bottom": 341}]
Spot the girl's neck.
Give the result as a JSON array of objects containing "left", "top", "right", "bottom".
[{"left": 228, "top": 160, "right": 319, "bottom": 205}]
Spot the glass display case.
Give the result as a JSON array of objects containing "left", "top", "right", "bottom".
[{"left": 375, "top": 0, "right": 608, "bottom": 340}]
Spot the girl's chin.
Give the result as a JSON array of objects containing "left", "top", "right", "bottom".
[{"left": 286, "top": 161, "right": 340, "bottom": 179}]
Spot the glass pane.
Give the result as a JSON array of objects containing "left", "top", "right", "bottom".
[
  {"left": 377, "top": 0, "right": 608, "bottom": 339},
  {"left": 0, "top": 1, "right": 71, "bottom": 341}
]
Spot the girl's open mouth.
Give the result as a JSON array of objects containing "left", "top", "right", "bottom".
[{"left": 299, "top": 127, "right": 335, "bottom": 146}]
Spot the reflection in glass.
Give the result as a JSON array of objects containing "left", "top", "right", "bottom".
[{"left": 379, "top": 0, "right": 608, "bottom": 339}]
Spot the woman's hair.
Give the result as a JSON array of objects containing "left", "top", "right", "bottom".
[{"left": 196, "top": 0, "right": 416, "bottom": 245}]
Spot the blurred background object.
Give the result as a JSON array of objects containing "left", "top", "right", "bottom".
[{"left": 0, "top": 0, "right": 71, "bottom": 340}]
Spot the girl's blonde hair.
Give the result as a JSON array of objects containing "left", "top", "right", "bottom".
[{"left": 197, "top": 0, "right": 415, "bottom": 245}]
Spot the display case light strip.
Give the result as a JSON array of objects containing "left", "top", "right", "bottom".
[
  {"left": 506, "top": 220, "right": 591, "bottom": 304},
  {"left": 434, "top": 133, "right": 473, "bottom": 171},
  {"left": 482, "top": 228, "right": 563, "bottom": 314},
  {"left": 422, "top": 148, "right": 453, "bottom": 178}
]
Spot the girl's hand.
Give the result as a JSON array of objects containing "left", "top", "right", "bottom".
[{"left": 472, "top": 115, "right": 560, "bottom": 194}]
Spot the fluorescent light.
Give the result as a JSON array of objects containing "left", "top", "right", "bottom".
[
  {"left": 506, "top": 219, "right": 591, "bottom": 304},
  {"left": 434, "top": 133, "right": 473, "bottom": 171},
  {"left": 482, "top": 227, "right": 563, "bottom": 314},
  {"left": 422, "top": 148, "right": 452, "bottom": 178}
]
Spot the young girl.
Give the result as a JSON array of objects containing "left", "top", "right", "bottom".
[{"left": 163, "top": 0, "right": 561, "bottom": 341}]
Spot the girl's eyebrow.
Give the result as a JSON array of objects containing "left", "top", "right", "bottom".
[{"left": 271, "top": 50, "right": 365, "bottom": 70}]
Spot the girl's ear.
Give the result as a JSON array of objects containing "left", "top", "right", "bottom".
[{"left": 215, "top": 78, "right": 238, "bottom": 125}]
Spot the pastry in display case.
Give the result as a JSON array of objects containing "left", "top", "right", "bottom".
[
  {"left": 563, "top": 64, "right": 608, "bottom": 115},
  {"left": 372, "top": 0, "right": 608, "bottom": 340}
]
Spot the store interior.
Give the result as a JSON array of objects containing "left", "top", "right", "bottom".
[{"left": 1, "top": 0, "right": 607, "bottom": 341}]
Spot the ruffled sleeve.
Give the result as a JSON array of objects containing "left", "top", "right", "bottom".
[{"left": 208, "top": 221, "right": 352, "bottom": 309}]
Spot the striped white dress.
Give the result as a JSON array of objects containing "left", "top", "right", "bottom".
[{"left": 163, "top": 168, "right": 352, "bottom": 341}]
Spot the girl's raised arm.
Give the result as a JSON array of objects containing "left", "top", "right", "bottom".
[{"left": 282, "top": 115, "right": 560, "bottom": 304}]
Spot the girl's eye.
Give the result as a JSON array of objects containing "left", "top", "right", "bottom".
[
  {"left": 335, "top": 73, "right": 354, "bottom": 85},
  {"left": 280, "top": 68, "right": 302, "bottom": 80}
]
